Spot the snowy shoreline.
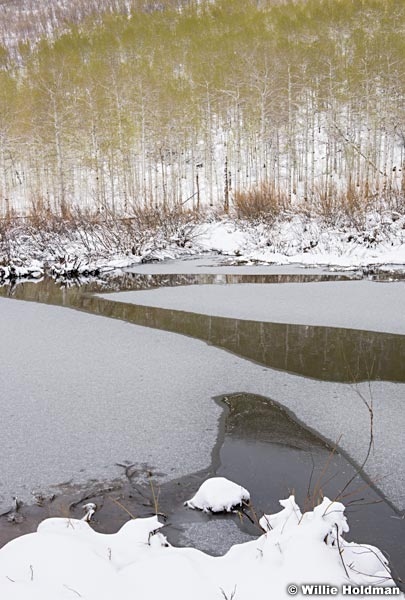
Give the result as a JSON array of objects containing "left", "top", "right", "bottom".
[
  {"left": 0, "top": 484, "right": 402, "bottom": 599},
  {"left": 1, "top": 217, "right": 404, "bottom": 598},
  {"left": 1, "top": 213, "right": 405, "bottom": 282}
]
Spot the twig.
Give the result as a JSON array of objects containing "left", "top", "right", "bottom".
[
  {"left": 306, "top": 435, "right": 342, "bottom": 511},
  {"left": 69, "top": 485, "right": 121, "bottom": 510},
  {"left": 109, "top": 496, "right": 136, "bottom": 520},
  {"left": 306, "top": 452, "right": 316, "bottom": 503},
  {"left": 63, "top": 585, "right": 82, "bottom": 597},
  {"left": 333, "top": 385, "right": 374, "bottom": 503},
  {"left": 148, "top": 472, "right": 160, "bottom": 515},
  {"left": 220, "top": 585, "right": 237, "bottom": 600},
  {"left": 335, "top": 525, "right": 349, "bottom": 579}
]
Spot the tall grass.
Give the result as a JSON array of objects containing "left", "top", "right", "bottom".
[
  {"left": 233, "top": 183, "right": 290, "bottom": 221},
  {"left": 233, "top": 181, "right": 405, "bottom": 226}
]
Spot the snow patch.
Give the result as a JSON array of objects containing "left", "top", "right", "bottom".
[
  {"left": 0, "top": 495, "right": 401, "bottom": 599},
  {"left": 184, "top": 477, "right": 250, "bottom": 512}
]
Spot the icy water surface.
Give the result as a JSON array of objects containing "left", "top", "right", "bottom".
[
  {"left": 2, "top": 271, "right": 405, "bottom": 383},
  {"left": 0, "top": 392, "right": 403, "bottom": 584},
  {"left": 0, "top": 260, "right": 404, "bottom": 583},
  {"left": 99, "top": 280, "right": 405, "bottom": 334}
]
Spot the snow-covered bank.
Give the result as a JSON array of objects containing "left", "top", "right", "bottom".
[
  {"left": 1, "top": 211, "right": 405, "bottom": 282},
  {"left": 192, "top": 214, "right": 405, "bottom": 271},
  {"left": 0, "top": 491, "right": 401, "bottom": 600},
  {"left": 98, "top": 280, "right": 405, "bottom": 335},
  {"left": 0, "top": 216, "right": 197, "bottom": 282}
]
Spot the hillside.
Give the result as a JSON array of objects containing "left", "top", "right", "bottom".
[{"left": 0, "top": 0, "right": 404, "bottom": 220}]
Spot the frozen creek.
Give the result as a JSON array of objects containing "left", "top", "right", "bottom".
[{"left": 0, "top": 257, "right": 404, "bottom": 579}]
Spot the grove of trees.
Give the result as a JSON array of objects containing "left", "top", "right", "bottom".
[{"left": 0, "top": 0, "right": 404, "bottom": 217}]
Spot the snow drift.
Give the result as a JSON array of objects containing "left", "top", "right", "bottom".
[{"left": 0, "top": 493, "right": 400, "bottom": 600}]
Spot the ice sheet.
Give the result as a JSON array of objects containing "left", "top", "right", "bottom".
[
  {"left": 99, "top": 280, "right": 405, "bottom": 335},
  {"left": 0, "top": 297, "right": 404, "bottom": 512}
]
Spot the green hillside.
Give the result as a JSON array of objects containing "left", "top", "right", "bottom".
[{"left": 0, "top": 0, "right": 404, "bottom": 215}]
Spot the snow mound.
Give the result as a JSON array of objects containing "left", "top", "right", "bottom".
[
  {"left": 259, "top": 494, "right": 302, "bottom": 532},
  {"left": 0, "top": 496, "right": 401, "bottom": 599},
  {"left": 193, "top": 221, "right": 253, "bottom": 255},
  {"left": 184, "top": 477, "right": 250, "bottom": 512}
]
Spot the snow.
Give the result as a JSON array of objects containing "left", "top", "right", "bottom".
[
  {"left": 193, "top": 221, "right": 250, "bottom": 256},
  {"left": 184, "top": 477, "right": 250, "bottom": 512},
  {"left": 192, "top": 216, "right": 405, "bottom": 271},
  {"left": 98, "top": 280, "right": 405, "bottom": 335},
  {"left": 126, "top": 255, "right": 337, "bottom": 275},
  {"left": 0, "top": 260, "right": 44, "bottom": 281},
  {"left": 259, "top": 495, "right": 302, "bottom": 532},
  {"left": 0, "top": 493, "right": 401, "bottom": 599},
  {"left": 0, "top": 297, "right": 404, "bottom": 515},
  {"left": 2, "top": 212, "right": 405, "bottom": 284}
]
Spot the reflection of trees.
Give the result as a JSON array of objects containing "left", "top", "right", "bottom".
[
  {"left": 19, "top": 271, "right": 350, "bottom": 291},
  {"left": 88, "top": 298, "right": 405, "bottom": 384},
  {"left": 1, "top": 271, "right": 347, "bottom": 293},
  {"left": 2, "top": 276, "right": 403, "bottom": 383}
]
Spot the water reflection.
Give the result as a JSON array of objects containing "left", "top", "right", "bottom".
[
  {"left": 1, "top": 274, "right": 404, "bottom": 383},
  {"left": 0, "top": 275, "right": 404, "bottom": 582},
  {"left": 0, "top": 270, "right": 354, "bottom": 295},
  {"left": 217, "top": 394, "right": 405, "bottom": 583},
  {"left": 1, "top": 392, "right": 403, "bottom": 583}
]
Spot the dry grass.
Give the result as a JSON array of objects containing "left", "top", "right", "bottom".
[
  {"left": 308, "top": 181, "right": 405, "bottom": 226},
  {"left": 233, "top": 182, "right": 290, "bottom": 221},
  {"left": 232, "top": 179, "right": 405, "bottom": 226},
  {"left": 309, "top": 182, "right": 371, "bottom": 226}
]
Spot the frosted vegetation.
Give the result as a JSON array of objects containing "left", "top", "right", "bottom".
[{"left": 1, "top": 213, "right": 405, "bottom": 281}]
